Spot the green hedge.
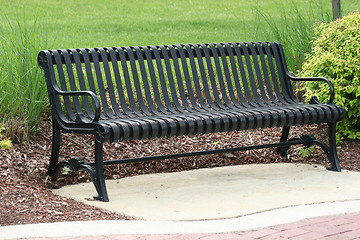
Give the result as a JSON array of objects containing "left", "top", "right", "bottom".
[{"left": 299, "top": 11, "right": 360, "bottom": 139}]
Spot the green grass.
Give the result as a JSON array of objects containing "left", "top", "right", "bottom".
[
  {"left": 0, "top": 0, "right": 359, "bottom": 141},
  {"left": 1, "top": 0, "right": 358, "bottom": 48}
]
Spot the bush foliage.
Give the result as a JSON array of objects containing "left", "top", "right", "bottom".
[
  {"left": 0, "top": 124, "right": 12, "bottom": 150},
  {"left": 299, "top": 11, "right": 360, "bottom": 139}
]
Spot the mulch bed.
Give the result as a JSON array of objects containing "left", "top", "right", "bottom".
[{"left": 1, "top": 120, "right": 359, "bottom": 226}]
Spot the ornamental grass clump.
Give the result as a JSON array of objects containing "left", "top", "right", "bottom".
[
  {"left": 299, "top": 11, "right": 360, "bottom": 139},
  {"left": 0, "top": 18, "right": 49, "bottom": 142}
]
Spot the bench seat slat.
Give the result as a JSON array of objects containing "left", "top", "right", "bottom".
[{"left": 94, "top": 103, "right": 341, "bottom": 142}]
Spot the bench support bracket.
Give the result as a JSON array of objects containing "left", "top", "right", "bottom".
[
  {"left": 48, "top": 126, "right": 341, "bottom": 202},
  {"left": 49, "top": 135, "right": 109, "bottom": 202}
]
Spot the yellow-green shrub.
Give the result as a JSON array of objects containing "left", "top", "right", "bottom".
[
  {"left": 0, "top": 125, "right": 12, "bottom": 150},
  {"left": 299, "top": 11, "right": 360, "bottom": 139}
]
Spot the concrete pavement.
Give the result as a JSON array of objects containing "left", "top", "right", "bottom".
[
  {"left": 53, "top": 163, "right": 360, "bottom": 221},
  {"left": 1, "top": 163, "right": 360, "bottom": 239}
]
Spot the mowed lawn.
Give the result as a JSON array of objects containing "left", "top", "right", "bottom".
[{"left": 1, "top": 0, "right": 358, "bottom": 49}]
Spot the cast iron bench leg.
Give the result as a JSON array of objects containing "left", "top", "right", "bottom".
[
  {"left": 328, "top": 122, "right": 341, "bottom": 172},
  {"left": 276, "top": 126, "right": 290, "bottom": 157},
  {"left": 93, "top": 140, "right": 110, "bottom": 202},
  {"left": 47, "top": 125, "right": 61, "bottom": 176}
]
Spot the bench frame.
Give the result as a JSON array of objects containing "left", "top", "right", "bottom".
[{"left": 38, "top": 42, "right": 343, "bottom": 202}]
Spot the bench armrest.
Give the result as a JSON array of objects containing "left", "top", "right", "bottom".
[
  {"left": 288, "top": 76, "right": 335, "bottom": 104},
  {"left": 54, "top": 89, "right": 101, "bottom": 123}
]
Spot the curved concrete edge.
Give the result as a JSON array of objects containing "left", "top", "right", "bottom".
[{"left": 2, "top": 200, "right": 360, "bottom": 239}]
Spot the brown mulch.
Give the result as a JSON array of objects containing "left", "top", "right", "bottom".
[{"left": 1, "top": 120, "right": 359, "bottom": 226}]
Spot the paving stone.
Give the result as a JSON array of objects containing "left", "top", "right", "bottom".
[
  {"left": 242, "top": 228, "right": 280, "bottom": 238},
  {"left": 289, "top": 231, "right": 327, "bottom": 240},
  {"left": 300, "top": 222, "right": 351, "bottom": 236}
]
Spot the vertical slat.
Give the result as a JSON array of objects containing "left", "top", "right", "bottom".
[
  {"left": 44, "top": 51, "right": 69, "bottom": 124},
  {"left": 124, "top": 46, "right": 151, "bottom": 115},
  {"left": 116, "top": 47, "right": 143, "bottom": 116},
  {"left": 61, "top": 49, "right": 89, "bottom": 122},
  {"left": 167, "top": 45, "right": 194, "bottom": 112},
  {"left": 175, "top": 44, "right": 203, "bottom": 112},
  {"left": 79, "top": 48, "right": 107, "bottom": 120},
  {"left": 70, "top": 49, "right": 95, "bottom": 120},
  {"left": 268, "top": 43, "right": 293, "bottom": 103},
  {"left": 151, "top": 45, "right": 178, "bottom": 114},
  {"left": 133, "top": 46, "right": 160, "bottom": 115},
  {"left": 261, "top": 43, "right": 286, "bottom": 104},
  {"left": 108, "top": 48, "right": 134, "bottom": 117},
  {"left": 183, "top": 44, "right": 211, "bottom": 111},
  {"left": 247, "top": 43, "right": 273, "bottom": 106},
  {"left": 193, "top": 44, "right": 220, "bottom": 110},
  {"left": 261, "top": 42, "right": 301, "bottom": 125},
  {"left": 216, "top": 43, "right": 242, "bottom": 108},
  {"left": 143, "top": 46, "right": 178, "bottom": 137},
  {"left": 223, "top": 43, "right": 250, "bottom": 108},
  {"left": 98, "top": 48, "right": 124, "bottom": 117},
  {"left": 159, "top": 45, "right": 184, "bottom": 113},
  {"left": 231, "top": 43, "right": 258, "bottom": 107},
  {"left": 88, "top": 48, "right": 115, "bottom": 119},
  {"left": 51, "top": 50, "right": 76, "bottom": 121},
  {"left": 198, "top": 44, "right": 225, "bottom": 109},
  {"left": 207, "top": 43, "right": 233, "bottom": 108},
  {"left": 239, "top": 42, "right": 266, "bottom": 107},
  {"left": 143, "top": 46, "right": 168, "bottom": 114}
]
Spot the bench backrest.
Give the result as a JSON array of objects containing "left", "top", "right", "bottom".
[{"left": 38, "top": 42, "right": 296, "bottom": 122}]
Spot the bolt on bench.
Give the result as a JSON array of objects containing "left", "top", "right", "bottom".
[{"left": 38, "top": 42, "right": 343, "bottom": 202}]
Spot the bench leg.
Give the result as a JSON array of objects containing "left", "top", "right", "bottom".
[
  {"left": 276, "top": 126, "right": 290, "bottom": 157},
  {"left": 93, "top": 140, "right": 110, "bottom": 202},
  {"left": 47, "top": 130, "right": 109, "bottom": 201},
  {"left": 327, "top": 122, "right": 341, "bottom": 172},
  {"left": 47, "top": 125, "right": 61, "bottom": 177}
]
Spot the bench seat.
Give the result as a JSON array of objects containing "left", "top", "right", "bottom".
[{"left": 96, "top": 103, "right": 342, "bottom": 142}]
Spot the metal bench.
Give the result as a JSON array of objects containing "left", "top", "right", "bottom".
[{"left": 38, "top": 42, "right": 344, "bottom": 202}]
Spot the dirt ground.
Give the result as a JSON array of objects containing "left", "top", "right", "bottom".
[{"left": 1, "top": 120, "right": 359, "bottom": 226}]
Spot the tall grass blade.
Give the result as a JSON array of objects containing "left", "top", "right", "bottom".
[
  {"left": 253, "top": 0, "right": 331, "bottom": 73},
  {"left": 0, "top": 18, "right": 49, "bottom": 141}
]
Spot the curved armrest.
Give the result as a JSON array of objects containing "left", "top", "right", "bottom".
[
  {"left": 54, "top": 89, "right": 101, "bottom": 122},
  {"left": 288, "top": 76, "right": 335, "bottom": 104}
]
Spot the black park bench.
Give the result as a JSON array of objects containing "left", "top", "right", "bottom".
[{"left": 38, "top": 42, "right": 344, "bottom": 202}]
